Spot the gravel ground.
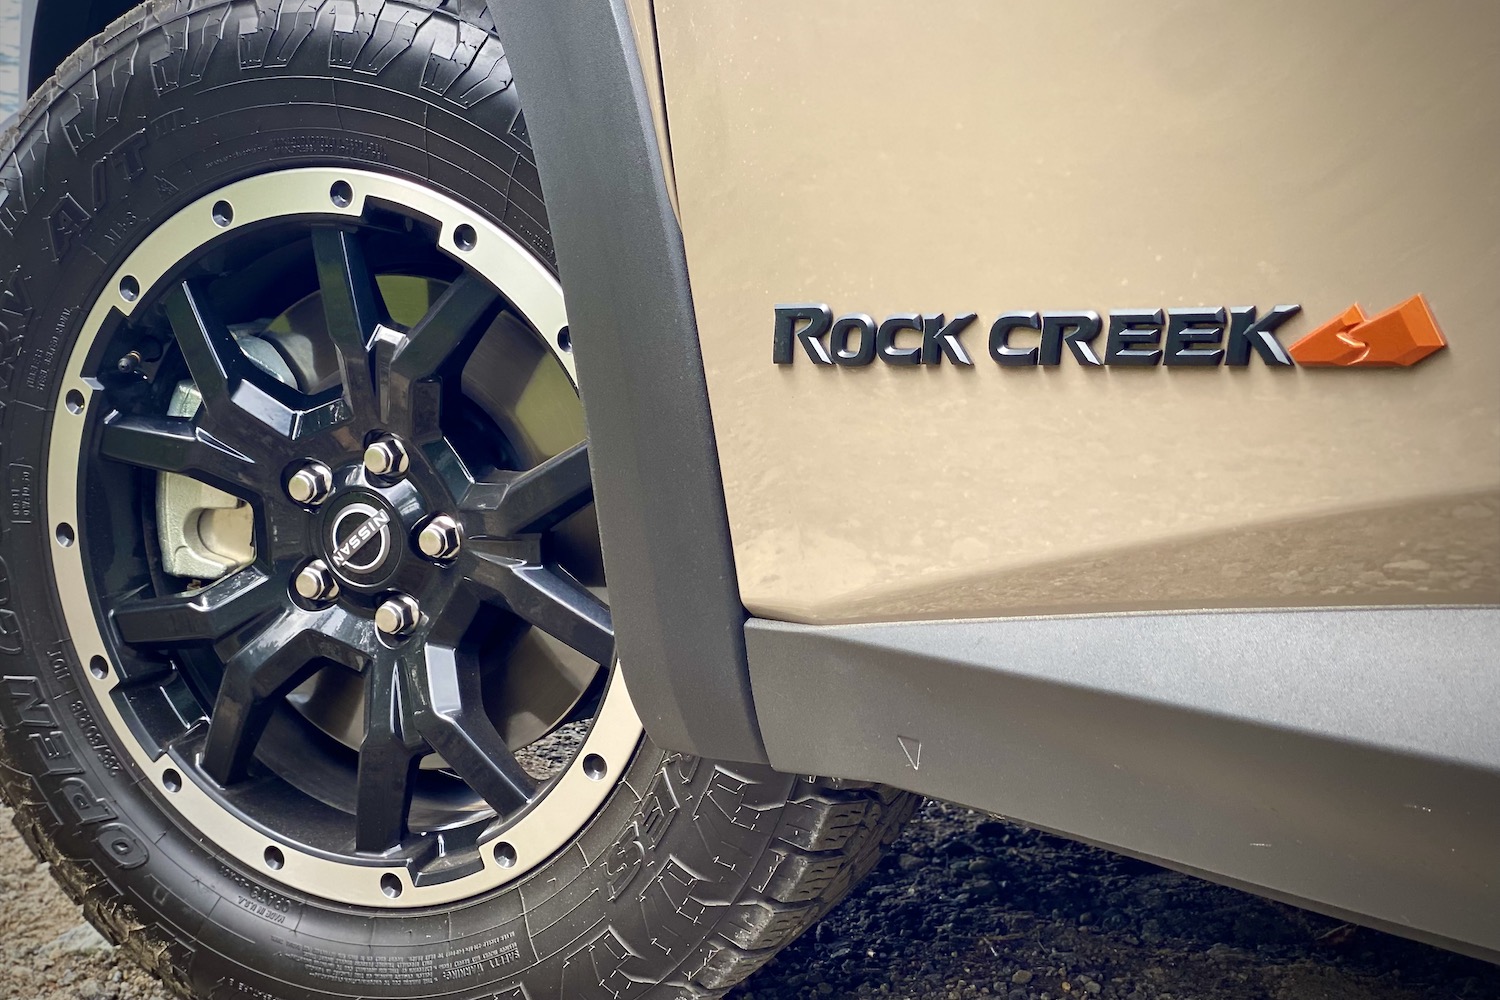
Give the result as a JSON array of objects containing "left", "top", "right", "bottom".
[
  {"left": 2, "top": 798, "right": 1496, "bottom": 1000},
  {"left": 0, "top": 803, "right": 172, "bottom": 1000},
  {"left": 731, "top": 801, "right": 1500, "bottom": 1000}
]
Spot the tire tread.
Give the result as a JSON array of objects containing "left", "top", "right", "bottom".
[{"left": 0, "top": 3, "right": 919, "bottom": 997}]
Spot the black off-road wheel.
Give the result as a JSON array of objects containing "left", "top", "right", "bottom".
[{"left": 0, "top": 3, "right": 917, "bottom": 998}]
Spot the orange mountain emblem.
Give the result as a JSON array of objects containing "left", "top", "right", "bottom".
[{"left": 1288, "top": 294, "right": 1446, "bottom": 367}]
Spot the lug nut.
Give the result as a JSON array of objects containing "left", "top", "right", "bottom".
[
  {"left": 364, "top": 437, "right": 410, "bottom": 478},
  {"left": 416, "top": 514, "right": 462, "bottom": 561},
  {"left": 294, "top": 560, "right": 340, "bottom": 603},
  {"left": 286, "top": 461, "right": 334, "bottom": 507},
  {"left": 375, "top": 593, "right": 421, "bottom": 638}
]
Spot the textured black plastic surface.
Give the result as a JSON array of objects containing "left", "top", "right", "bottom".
[
  {"left": 488, "top": 0, "right": 767, "bottom": 762},
  {"left": 746, "top": 607, "right": 1500, "bottom": 962}
]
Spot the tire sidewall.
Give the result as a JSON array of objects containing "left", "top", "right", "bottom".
[{"left": 0, "top": 4, "right": 798, "bottom": 998}]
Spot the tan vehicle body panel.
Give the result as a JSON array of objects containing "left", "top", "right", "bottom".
[{"left": 640, "top": 0, "right": 1500, "bottom": 625}]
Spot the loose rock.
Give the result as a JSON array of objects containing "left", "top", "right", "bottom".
[{"left": 45, "top": 924, "right": 112, "bottom": 958}]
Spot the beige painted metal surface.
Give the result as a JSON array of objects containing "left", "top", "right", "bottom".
[
  {"left": 624, "top": 0, "right": 679, "bottom": 217},
  {"left": 653, "top": 0, "right": 1500, "bottom": 623}
]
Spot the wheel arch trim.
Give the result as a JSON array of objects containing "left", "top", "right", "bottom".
[{"left": 487, "top": 0, "right": 768, "bottom": 762}]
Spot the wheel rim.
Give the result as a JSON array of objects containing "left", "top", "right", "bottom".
[{"left": 47, "top": 168, "right": 644, "bottom": 907}]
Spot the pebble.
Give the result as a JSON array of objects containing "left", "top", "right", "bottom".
[
  {"left": 1011, "top": 970, "right": 1034, "bottom": 984},
  {"left": 45, "top": 923, "right": 112, "bottom": 957}
]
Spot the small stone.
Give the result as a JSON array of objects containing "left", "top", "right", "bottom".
[
  {"left": 898, "top": 854, "right": 923, "bottom": 872},
  {"left": 45, "top": 923, "right": 112, "bottom": 957},
  {"left": 967, "top": 858, "right": 994, "bottom": 874},
  {"left": 1012, "top": 970, "right": 1034, "bottom": 985},
  {"left": 1084, "top": 983, "right": 1103, "bottom": 995},
  {"left": 818, "top": 983, "right": 835, "bottom": 995}
]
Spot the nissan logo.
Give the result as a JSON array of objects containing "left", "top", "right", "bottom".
[{"left": 329, "top": 503, "right": 392, "bottom": 574}]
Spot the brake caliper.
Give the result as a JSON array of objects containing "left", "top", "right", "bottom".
[{"left": 156, "top": 333, "right": 295, "bottom": 579}]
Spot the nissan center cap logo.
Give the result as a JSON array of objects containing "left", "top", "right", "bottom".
[
  {"left": 330, "top": 502, "right": 393, "bottom": 575},
  {"left": 772, "top": 295, "right": 1447, "bottom": 369}
]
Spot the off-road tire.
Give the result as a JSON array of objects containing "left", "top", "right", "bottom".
[{"left": 0, "top": 2, "right": 919, "bottom": 997}]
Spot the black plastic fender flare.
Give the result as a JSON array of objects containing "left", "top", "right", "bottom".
[{"left": 487, "top": 0, "right": 768, "bottom": 763}]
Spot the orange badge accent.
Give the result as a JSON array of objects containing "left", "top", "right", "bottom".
[{"left": 1288, "top": 294, "right": 1447, "bottom": 367}]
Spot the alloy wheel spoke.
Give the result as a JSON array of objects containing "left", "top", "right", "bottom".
[
  {"left": 165, "top": 280, "right": 342, "bottom": 445},
  {"left": 164, "top": 281, "right": 240, "bottom": 416},
  {"left": 112, "top": 568, "right": 280, "bottom": 647},
  {"left": 383, "top": 274, "right": 499, "bottom": 428},
  {"left": 100, "top": 413, "right": 259, "bottom": 495},
  {"left": 412, "top": 643, "right": 538, "bottom": 815},
  {"left": 462, "top": 442, "right": 594, "bottom": 537},
  {"left": 311, "top": 227, "right": 383, "bottom": 419},
  {"left": 290, "top": 393, "right": 356, "bottom": 441},
  {"left": 354, "top": 654, "right": 423, "bottom": 853},
  {"left": 200, "top": 613, "right": 322, "bottom": 785},
  {"left": 468, "top": 552, "right": 614, "bottom": 666},
  {"left": 200, "top": 607, "right": 371, "bottom": 785},
  {"left": 392, "top": 274, "right": 499, "bottom": 381}
]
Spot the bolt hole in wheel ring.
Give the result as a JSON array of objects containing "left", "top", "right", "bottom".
[{"left": 48, "top": 169, "right": 643, "bottom": 907}]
